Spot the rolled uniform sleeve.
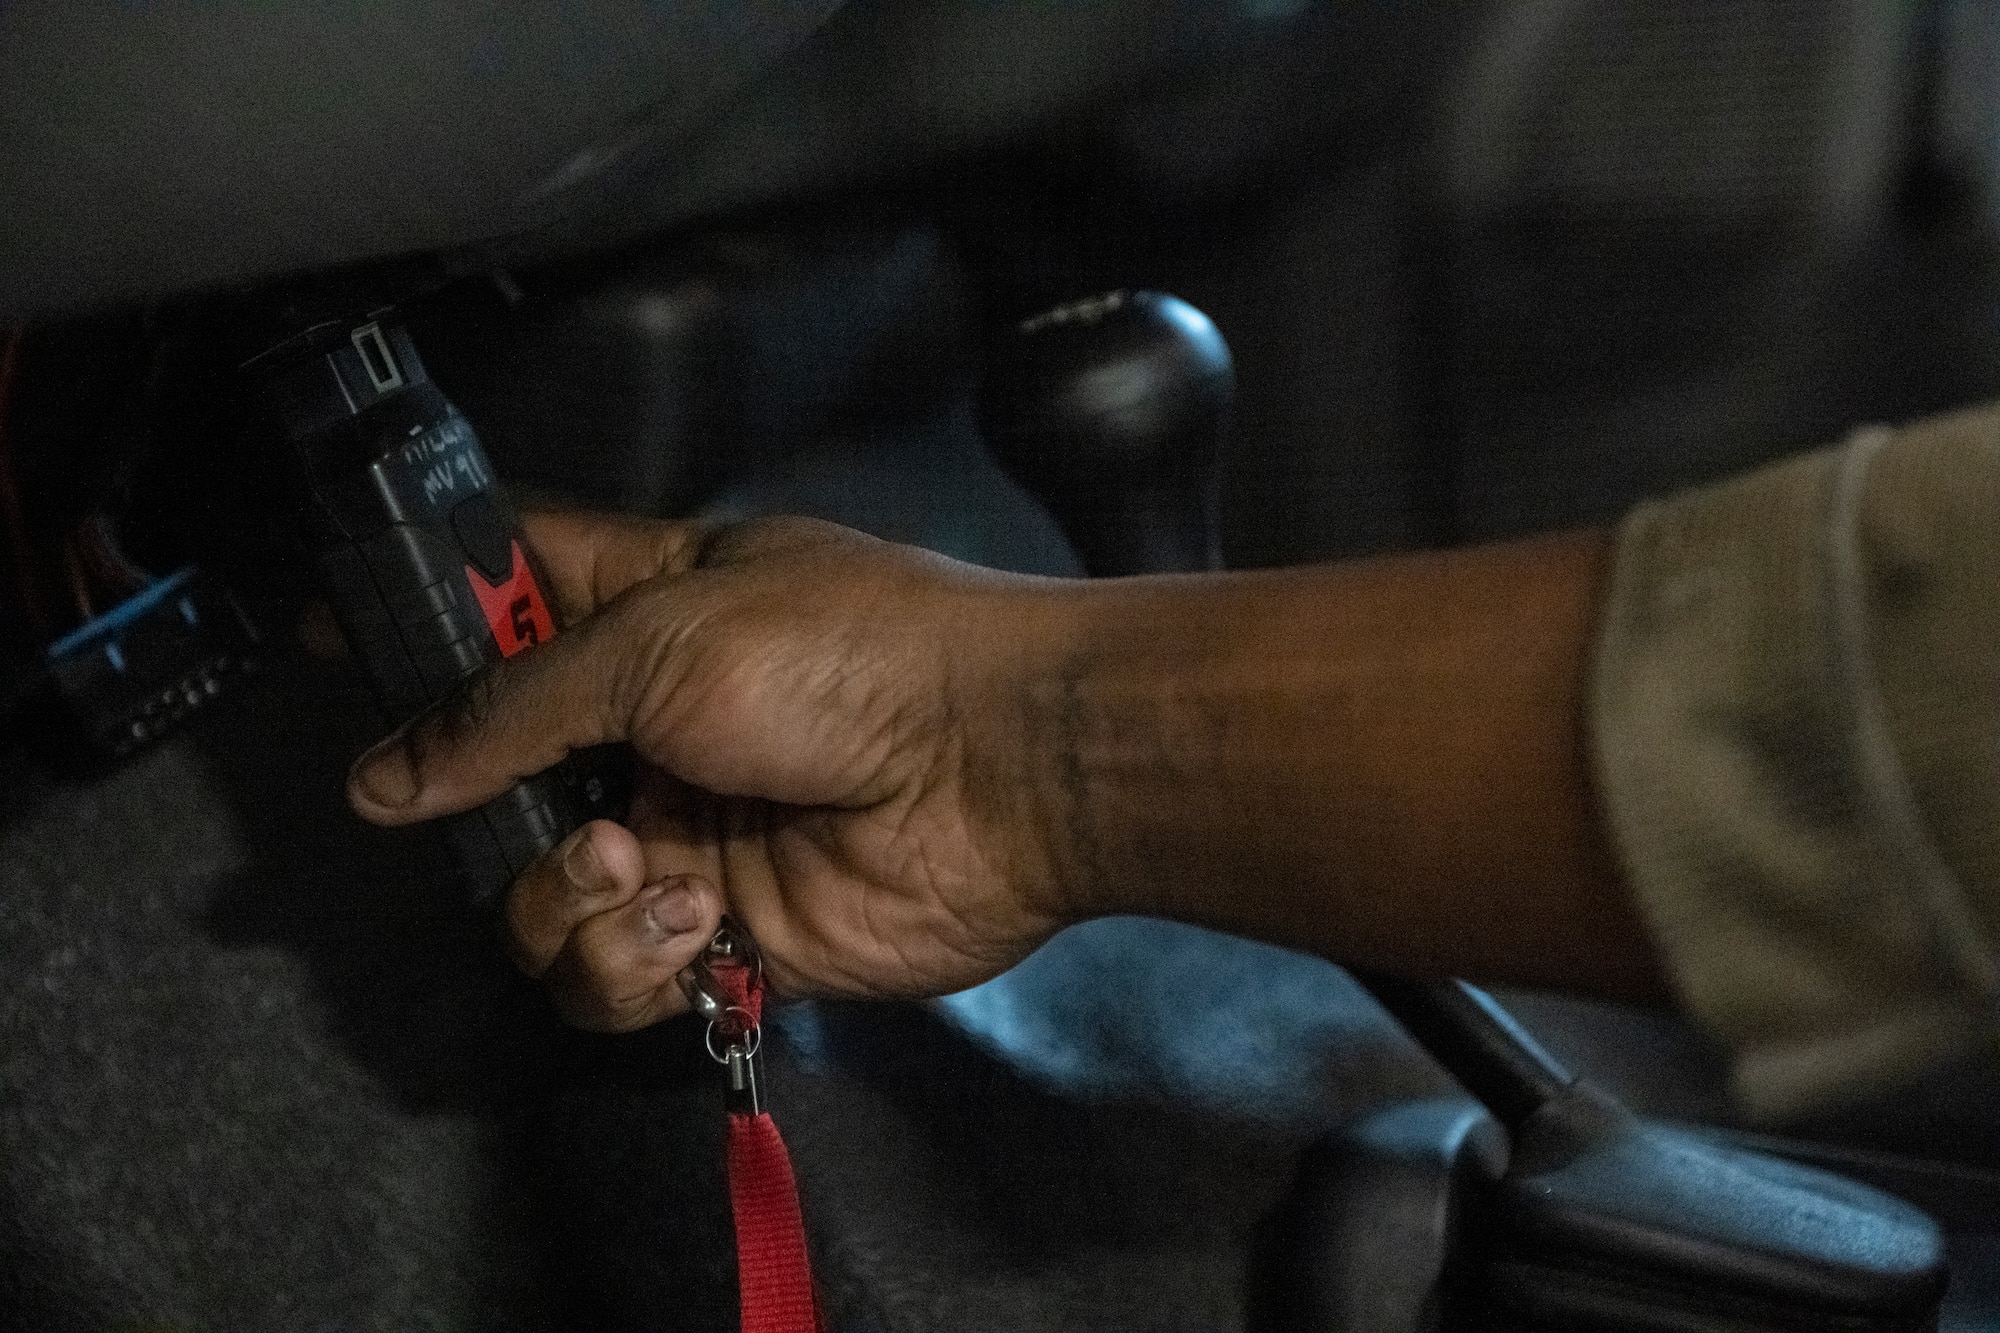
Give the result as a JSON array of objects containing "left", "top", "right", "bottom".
[{"left": 1593, "top": 401, "right": 2000, "bottom": 1120}]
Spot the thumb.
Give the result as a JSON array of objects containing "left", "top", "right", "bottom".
[
  {"left": 521, "top": 509, "right": 711, "bottom": 625},
  {"left": 347, "top": 610, "right": 640, "bottom": 826}
]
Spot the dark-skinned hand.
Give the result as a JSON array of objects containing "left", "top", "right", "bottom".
[
  {"left": 348, "top": 508, "right": 1668, "bottom": 1030},
  {"left": 347, "top": 511, "right": 1072, "bottom": 1032}
]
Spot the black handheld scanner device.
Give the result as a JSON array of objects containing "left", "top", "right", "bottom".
[{"left": 244, "top": 312, "right": 627, "bottom": 907}]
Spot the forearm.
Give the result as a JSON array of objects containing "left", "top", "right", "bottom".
[{"left": 1024, "top": 528, "right": 1671, "bottom": 1003}]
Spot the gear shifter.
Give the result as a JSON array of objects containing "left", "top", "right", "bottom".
[
  {"left": 980, "top": 291, "right": 1947, "bottom": 1333},
  {"left": 979, "top": 290, "right": 1231, "bottom": 577}
]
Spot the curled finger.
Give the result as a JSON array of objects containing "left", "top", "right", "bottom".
[
  {"left": 543, "top": 873, "right": 723, "bottom": 1032},
  {"left": 505, "top": 819, "right": 648, "bottom": 979}
]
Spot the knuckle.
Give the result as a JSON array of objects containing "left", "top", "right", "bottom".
[
  {"left": 699, "top": 515, "right": 846, "bottom": 568},
  {"left": 545, "top": 951, "right": 620, "bottom": 1028},
  {"left": 577, "top": 609, "right": 641, "bottom": 727},
  {"left": 651, "top": 519, "right": 718, "bottom": 578},
  {"left": 399, "top": 668, "right": 509, "bottom": 785},
  {"left": 437, "top": 668, "right": 507, "bottom": 747},
  {"left": 569, "top": 916, "right": 668, "bottom": 1000},
  {"left": 593, "top": 596, "right": 682, "bottom": 737},
  {"left": 502, "top": 886, "right": 560, "bottom": 978},
  {"left": 563, "top": 936, "right": 624, "bottom": 997}
]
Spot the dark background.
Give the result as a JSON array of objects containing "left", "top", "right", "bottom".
[{"left": 2, "top": 2, "right": 1998, "bottom": 1329}]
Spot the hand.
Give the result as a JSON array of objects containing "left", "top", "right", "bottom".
[{"left": 346, "top": 511, "right": 1075, "bottom": 1031}]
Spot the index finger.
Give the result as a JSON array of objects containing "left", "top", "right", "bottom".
[{"left": 522, "top": 509, "right": 712, "bottom": 625}]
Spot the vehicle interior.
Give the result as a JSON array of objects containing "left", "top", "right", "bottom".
[{"left": 2, "top": 2, "right": 1998, "bottom": 1330}]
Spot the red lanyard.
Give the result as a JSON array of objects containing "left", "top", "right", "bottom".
[{"left": 681, "top": 925, "right": 824, "bottom": 1333}]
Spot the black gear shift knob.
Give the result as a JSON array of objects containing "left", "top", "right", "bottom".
[{"left": 978, "top": 290, "right": 1233, "bottom": 577}]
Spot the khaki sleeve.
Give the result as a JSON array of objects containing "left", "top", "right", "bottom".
[{"left": 1592, "top": 401, "right": 2000, "bottom": 1121}]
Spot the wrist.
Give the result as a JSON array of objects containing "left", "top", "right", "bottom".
[
  {"left": 948, "top": 574, "right": 1118, "bottom": 930},
  {"left": 998, "top": 575, "right": 1221, "bottom": 927}
]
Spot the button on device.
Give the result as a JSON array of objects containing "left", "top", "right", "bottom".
[{"left": 450, "top": 492, "right": 516, "bottom": 585}]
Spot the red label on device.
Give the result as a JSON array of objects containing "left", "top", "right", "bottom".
[{"left": 466, "top": 541, "right": 556, "bottom": 657}]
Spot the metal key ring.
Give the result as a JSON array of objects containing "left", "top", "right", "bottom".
[
  {"left": 704, "top": 1007, "right": 762, "bottom": 1065},
  {"left": 676, "top": 918, "right": 765, "bottom": 1022},
  {"left": 710, "top": 918, "right": 763, "bottom": 989}
]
